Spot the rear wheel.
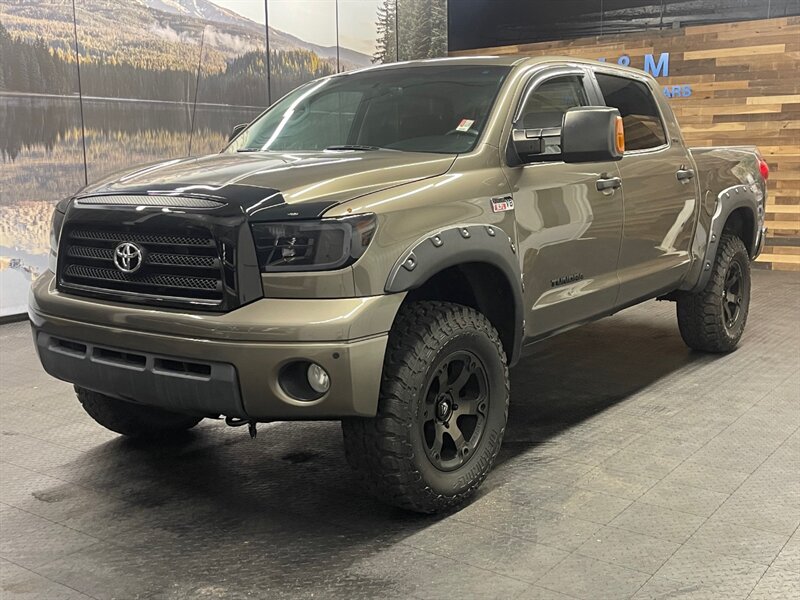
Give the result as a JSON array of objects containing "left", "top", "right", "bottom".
[
  {"left": 76, "top": 386, "right": 202, "bottom": 437},
  {"left": 341, "top": 301, "right": 509, "bottom": 513},
  {"left": 677, "top": 233, "right": 751, "bottom": 352}
]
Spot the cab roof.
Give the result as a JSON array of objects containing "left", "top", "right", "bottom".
[{"left": 354, "top": 55, "right": 651, "bottom": 79}]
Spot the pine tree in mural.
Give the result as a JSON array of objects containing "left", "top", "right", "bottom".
[
  {"left": 374, "top": 0, "right": 397, "bottom": 63},
  {"left": 429, "top": 0, "right": 448, "bottom": 56},
  {"left": 374, "top": 0, "right": 446, "bottom": 63},
  {"left": 408, "top": 2, "right": 433, "bottom": 59}
]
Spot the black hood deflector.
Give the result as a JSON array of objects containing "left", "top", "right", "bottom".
[{"left": 74, "top": 183, "right": 341, "bottom": 222}]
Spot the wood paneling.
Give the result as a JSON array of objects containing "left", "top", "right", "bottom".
[{"left": 452, "top": 17, "right": 800, "bottom": 271}]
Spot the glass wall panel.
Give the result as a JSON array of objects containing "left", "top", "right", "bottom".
[
  {"left": 192, "top": 1, "right": 269, "bottom": 156},
  {"left": 267, "top": 0, "right": 338, "bottom": 100},
  {"left": 0, "top": 1, "right": 85, "bottom": 315},
  {"left": 398, "top": 0, "right": 448, "bottom": 61},
  {"left": 337, "top": 0, "right": 392, "bottom": 70},
  {"left": 73, "top": 0, "right": 205, "bottom": 182}
]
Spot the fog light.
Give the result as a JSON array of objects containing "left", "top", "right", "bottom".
[{"left": 307, "top": 363, "right": 330, "bottom": 394}]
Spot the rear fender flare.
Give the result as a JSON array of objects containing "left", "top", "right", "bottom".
[{"left": 684, "top": 184, "right": 760, "bottom": 293}]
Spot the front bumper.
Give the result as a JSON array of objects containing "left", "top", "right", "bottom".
[{"left": 29, "top": 272, "right": 404, "bottom": 420}]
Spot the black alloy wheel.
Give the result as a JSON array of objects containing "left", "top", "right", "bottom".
[
  {"left": 676, "top": 233, "right": 751, "bottom": 353},
  {"left": 722, "top": 260, "right": 744, "bottom": 330},
  {"left": 341, "top": 301, "right": 509, "bottom": 513},
  {"left": 421, "top": 350, "right": 489, "bottom": 471}
]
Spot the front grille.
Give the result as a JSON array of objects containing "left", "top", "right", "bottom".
[
  {"left": 58, "top": 225, "right": 224, "bottom": 306},
  {"left": 63, "top": 265, "right": 219, "bottom": 290},
  {"left": 70, "top": 229, "right": 211, "bottom": 247}
]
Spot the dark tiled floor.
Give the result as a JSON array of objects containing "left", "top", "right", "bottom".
[{"left": 1, "top": 270, "right": 798, "bottom": 599}]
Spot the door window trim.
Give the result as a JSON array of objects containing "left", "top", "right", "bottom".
[
  {"left": 587, "top": 67, "right": 672, "bottom": 156},
  {"left": 512, "top": 65, "right": 599, "bottom": 126},
  {"left": 505, "top": 64, "right": 600, "bottom": 167}
]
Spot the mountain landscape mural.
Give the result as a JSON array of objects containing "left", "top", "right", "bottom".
[{"left": 0, "top": 0, "right": 447, "bottom": 316}]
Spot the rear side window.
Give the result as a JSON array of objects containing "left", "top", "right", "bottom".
[{"left": 595, "top": 73, "right": 667, "bottom": 151}]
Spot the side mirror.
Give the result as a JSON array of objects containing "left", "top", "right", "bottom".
[
  {"left": 229, "top": 123, "right": 248, "bottom": 142},
  {"left": 562, "top": 106, "right": 624, "bottom": 163},
  {"left": 509, "top": 106, "right": 624, "bottom": 165}
]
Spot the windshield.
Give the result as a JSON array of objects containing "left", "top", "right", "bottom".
[{"left": 227, "top": 65, "right": 510, "bottom": 154}]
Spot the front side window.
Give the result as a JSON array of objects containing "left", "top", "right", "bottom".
[
  {"left": 228, "top": 65, "right": 510, "bottom": 154},
  {"left": 517, "top": 75, "right": 588, "bottom": 154},
  {"left": 595, "top": 73, "right": 667, "bottom": 151}
]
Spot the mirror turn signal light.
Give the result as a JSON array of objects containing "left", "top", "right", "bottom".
[{"left": 615, "top": 116, "right": 625, "bottom": 154}]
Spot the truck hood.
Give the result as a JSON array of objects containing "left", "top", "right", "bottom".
[{"left": 77, "top": 150, "right": 456, "bottom": 219}]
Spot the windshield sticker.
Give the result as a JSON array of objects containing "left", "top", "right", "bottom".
[{"left": 456, "top": 119, "right": 475, "bottom": 132}]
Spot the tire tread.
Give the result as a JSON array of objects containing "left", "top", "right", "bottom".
[
  {"left": 677, "top": 234, "right": 750, "bottom": 353},
  {"left": 341, "top": 301, "right": 508, "bottom": 513},
  {"left": 76, "top": 386, "right": 202, "bottom": 437}
]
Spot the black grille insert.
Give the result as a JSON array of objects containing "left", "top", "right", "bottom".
[{"left": 58, "top": 224, "right": 224, "bottom": 306}]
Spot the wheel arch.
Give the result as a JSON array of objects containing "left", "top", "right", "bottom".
[
  {"left": 722, "top": 207, "right": 756, "bottom": 258},
  {"left": 385, "top": 225, "right": 524, "bottom": 365},
  {"left": 683, "top": 184, "right": 761, "bottom": 294}
]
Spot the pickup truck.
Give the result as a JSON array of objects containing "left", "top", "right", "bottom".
[{"left": 30, "top": 56, "right": 769, "bottom": 513}]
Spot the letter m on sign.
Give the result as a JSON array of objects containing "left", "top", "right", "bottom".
[{"left": 644, "top": 53, "right": 670, "bottom": 77}]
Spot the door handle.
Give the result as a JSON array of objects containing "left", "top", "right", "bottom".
[
  {"left": 676, "top": 167, "right": 695, "bottom": 182},
  {"left": 596, "top": 176, "right": 622, "bottom": 192}
]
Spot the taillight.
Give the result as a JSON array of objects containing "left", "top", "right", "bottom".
[{"left": 758, "top": 157, "right": 769, "bottom": 180}]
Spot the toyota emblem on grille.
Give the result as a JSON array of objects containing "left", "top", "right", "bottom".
[{"left": 114, "top": 242, "right": 143, "bottom": 273}]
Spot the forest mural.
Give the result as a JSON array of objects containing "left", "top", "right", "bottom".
[{"left": 0, "top": 0, "right": 448, "bottom": 316}]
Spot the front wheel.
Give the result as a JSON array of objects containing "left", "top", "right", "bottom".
[
  {"left": 342, "top": 301, "right": 509, "bottom": 513},
  {"left": 677, "top": 233, "right": 751, "bottom": 353},
  {"left": 76, "top": 387, "right": 203, "bottom": 437}
]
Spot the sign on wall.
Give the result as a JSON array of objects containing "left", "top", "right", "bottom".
[{"left": 598, "top": 52, "right": 692, "bottom": 98}]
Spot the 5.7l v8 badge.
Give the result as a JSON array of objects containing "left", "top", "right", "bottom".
[{"left": 490, "top": 195, "right": 514, "bottom": 213}]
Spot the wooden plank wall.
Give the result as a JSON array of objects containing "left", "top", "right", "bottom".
[{"left": 451, "top": 17, "right": 800, "bottom": 271}]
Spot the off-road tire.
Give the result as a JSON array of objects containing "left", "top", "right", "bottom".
[
  {"left": 341, "top": 301, "right": 509, "bottom": 513},
  {"left": 76, "top": 386, "right": 203, "bottom": 437},
  {"left": 677, "top": 234, "right": 751, "bottom": 353}
]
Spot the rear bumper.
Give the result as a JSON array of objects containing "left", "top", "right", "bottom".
[{"left": 29, "top": 272, "right": 404, "bottom": 420}]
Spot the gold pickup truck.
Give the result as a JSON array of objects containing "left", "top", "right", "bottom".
[{"left": 30, "top": 56, "right": 769, "bottom": 512}]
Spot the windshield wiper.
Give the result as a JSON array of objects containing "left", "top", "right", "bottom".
[
  {"left": 236, "top": 148, "right": 263, "bottom": 153},
  {"left": 324, "top": 144, "right": 388, "bottom": 151}
]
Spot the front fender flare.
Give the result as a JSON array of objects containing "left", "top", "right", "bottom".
[{"left": 384, "top": 224, "right": 524, "bottom": 364}]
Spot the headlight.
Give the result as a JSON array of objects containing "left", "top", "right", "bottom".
[
  {"left": 250, "top": 214, "right": 377, "bottom": 272},
  {"left": 49, "top": 207, "right": 66, "bottom": 274}
]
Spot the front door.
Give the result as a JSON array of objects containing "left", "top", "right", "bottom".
[
  {"left": 593, "top": 71, "right": 698, "bottom": 305},
  {"left": 502, "top": 69, "right": 624, "bottom": 342}
]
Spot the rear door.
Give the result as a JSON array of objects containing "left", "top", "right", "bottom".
[
  {"left": 591, "top": 70, "right": 698, "bottom": 305},
  {"left": 502, "top": 67, "right": 624, "bottom": 342}
]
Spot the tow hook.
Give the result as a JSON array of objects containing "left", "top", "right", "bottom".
[{"left": 225, "top": 416, "right": 258, "bottom": 438}]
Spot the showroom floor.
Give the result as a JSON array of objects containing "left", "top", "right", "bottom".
[{"left": 1, "top": 270, "right": 798, "bottom": 600}]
